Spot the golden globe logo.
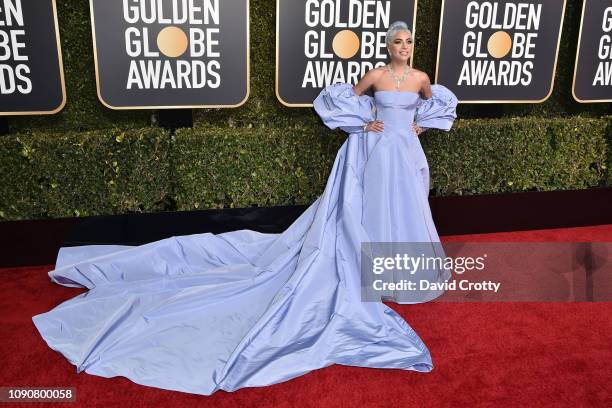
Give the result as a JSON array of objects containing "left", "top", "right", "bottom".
[
  {"left": 121, "top": 0, "right": 221, "bottom": 90},
  {"left": 302, "top": 0, "right": 392, "bottom": 87},
  {"left": 459, "top": 1, "right": 541, "bottom": 86}
]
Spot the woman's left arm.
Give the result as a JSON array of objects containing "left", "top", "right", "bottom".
[
  {"left": 413, "top": 71, "right": 433, "bottom": 135},
  {"left": 418, "top": 71, "right": 433, "bottom": 100}
]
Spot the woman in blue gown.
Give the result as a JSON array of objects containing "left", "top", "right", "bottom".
[{"left": 32, "top": 21, "right": 458, "bottom": 395}]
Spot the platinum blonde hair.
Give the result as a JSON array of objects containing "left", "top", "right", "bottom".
[{"left": 385, "top": 21, "right": 412, "bottom": 47}]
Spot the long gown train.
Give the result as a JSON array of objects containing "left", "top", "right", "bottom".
[{"left": 32, "top": 83, "right": 458, "bottom": 395}]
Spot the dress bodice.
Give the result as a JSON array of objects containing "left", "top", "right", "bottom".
[
  {"left": 373, "top": 91, "right": 421, "bottom": 134},
  {"left": 313, "top": 82, "right": 458, "bottom": 135}
]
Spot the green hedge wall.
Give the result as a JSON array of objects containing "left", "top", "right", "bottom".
[
  {"left": 0, "top": 127, "right": 171, "bottom": 220},
  {"left": 422, "top": 116, "right": 608, "bottom": 196},
  {"left": 172, "top": 124, "right": 344, "bottom": 209},
  {"left": 1, "top": 117, "right": 609, "bottom": 221}
]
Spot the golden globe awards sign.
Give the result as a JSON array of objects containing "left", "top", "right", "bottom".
[
  {"left": 435, "top": 0, "right": 566, "bottom": 103},
  {"left": 0, "top": 0, "right": 65, "bottom": 115},
  {"left": 90, "top": 0, "right": 249, "bottom": 109},
  {"left": 276, "top": 0, "right": 417, "bottom": 107},
  {"left": 573, "top": 0, "right": 612, "bottom": 103}
]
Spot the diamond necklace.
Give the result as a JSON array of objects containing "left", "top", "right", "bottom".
[{"left": 385, "top": 64, "right": 410, "bottom": 91}]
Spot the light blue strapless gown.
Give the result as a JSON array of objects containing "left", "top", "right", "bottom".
[{"left": 32, "top": 83, "right": 458, "bottom": 395}]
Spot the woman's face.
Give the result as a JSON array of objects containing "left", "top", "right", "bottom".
[{"left": 387, "top": 30, "right": 413, "bottom": 63}]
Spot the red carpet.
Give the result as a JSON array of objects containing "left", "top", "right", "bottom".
[{"left": 1, "top": 224, "right": 611, "bottom": 406}]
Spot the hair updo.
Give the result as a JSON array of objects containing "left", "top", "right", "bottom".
[{"left": 385, "top": 21, "right": 412, "bottom": 47}]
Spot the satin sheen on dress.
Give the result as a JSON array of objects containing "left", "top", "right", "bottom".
[{"left": 32, "top": 83, "right": 458, "bottom": 395}]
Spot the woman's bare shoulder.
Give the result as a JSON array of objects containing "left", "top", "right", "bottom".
[
  {"left": 410, "top": 68, "right": 432, "bottom": 97},
  {"left": 365, "top": 66, "right": 386, "bottom": 79},
  {"left": 410, "top": 68, "right": 431, "bottom": 81},
  {"left": 354, "top": 67, "right": 386, "bottom": 94}
]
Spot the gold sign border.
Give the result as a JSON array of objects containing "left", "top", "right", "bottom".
[
  {"left": 434, "top": 0, "right": 567, "bottom": 104},
  {"left": 0, "top": 0, "right": 67, "bottom": 116},
  {"left": 89, "top": 0, "right": 250, "bottom": 110},
  {"left": 572, "top": 0, "right": 610, "bottom": 103},
  {"left": 276, "top": 0, "right": 420, "bottom": 108}
]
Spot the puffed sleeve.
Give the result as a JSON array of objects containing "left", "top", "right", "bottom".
[
  {"left": 415, "top": 84, "right": 458, "bottom": 132},
  {"left": 313, "top": 83, "right": 375, "bottom": 134}
]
